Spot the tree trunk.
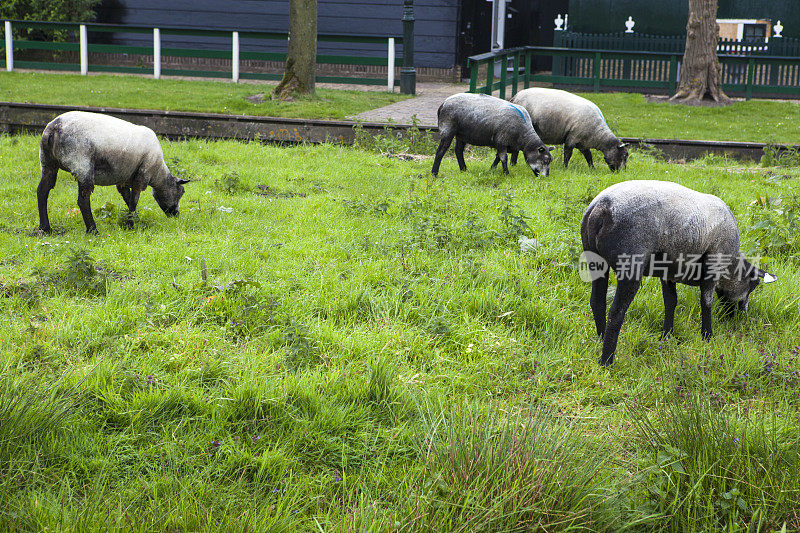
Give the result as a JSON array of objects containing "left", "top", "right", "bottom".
[
  {"left": 272, "top": 0, "right": 317, "bottom": 100},
  {"left": 671, "top": 0, "right": 731, "bottom": 105}
]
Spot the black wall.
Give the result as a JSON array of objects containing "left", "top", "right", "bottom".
[
  {"left": 568, "top": 0, "right": 800, "bottom": 38},
  {"left": 95, "top": 0, "right": 460, "bottom": 69}
]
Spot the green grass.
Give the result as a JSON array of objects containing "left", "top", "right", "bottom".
[
  {"left": 0, "top": 71, "right": 409, "bottom": 119},
  {"left": 1, "top": 133, "right": 800, "bottom": 531},
  {"left": 579, "top": 91, "right": 800, "bottom": 144}
]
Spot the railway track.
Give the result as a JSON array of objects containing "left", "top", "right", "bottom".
[{"left": 1, "top": 101, "right": 797, "bottom": 162}]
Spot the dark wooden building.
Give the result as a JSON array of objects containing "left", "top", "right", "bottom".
[
  {"left": 95, "top": 0, "right": 569, "bottom": 78},
  {"left": 568, "top": 0, "right": 800, "bottom": 38}
]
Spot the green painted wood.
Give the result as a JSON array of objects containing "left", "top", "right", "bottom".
[
  {"left": 484, "top": 58, "right": 493, "bottom": 95},
  {"left": 13, "top": 40, "right": 78, "bottom": 51},
  {"left": 14, "top": 60, "right": 80, "bottom": 71},
  {"left": 499, "top": 56, "right": 507, "bottom": 99},
  {"left": 468, "top": 45, "right": 800, "bottom": 98},
  {"left": 524, "top": 52, "right": 531, "bottom": 89},
  {"left": 88, "top": 43, "right": 152, "bottom": 55},
  {"left": 161, "top": 47, "right": 231, "bottom": 59},
  {"left": 89, "top": 65, "right": 151, "bottom": 74},
  {"left": 468, "top": 59, "right": 477, "bottom": 93}
]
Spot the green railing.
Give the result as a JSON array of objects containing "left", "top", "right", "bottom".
[
  {"left": 1, "top": 19, "right": 403, "bottom": 89},
  {"left": 468, "top": 46, "right": 800, "bottom": 100}
]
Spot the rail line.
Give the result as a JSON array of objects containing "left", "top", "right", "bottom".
[{"left": 1, "top": 101, "right": 797, "bottom": 162}]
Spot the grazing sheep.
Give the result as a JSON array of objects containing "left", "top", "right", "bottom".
[
  {"left": 581, "top": 180, "right": 776, "bottom": 365},
  {"left": 37, "top": 111, "right": 190, "bottom": 234},
  {"left": 510, "top": 88, "right": 628, "bottom": 171},
  {"left": 432, "top": 93, "right": 553, "bottom": 177}
]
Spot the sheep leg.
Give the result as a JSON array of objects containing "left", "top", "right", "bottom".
[
  {"left": 590, "top": 272, "right": 609, "bottom": 337},
  {"left": 661, "top": 280, "right": 677, "bottom": 338},
  {"left": 454, "top": 139, "right": 468, "bottom": 171},
  {"left": 117, "top": 185, "right": 135, "bottom": 211},
  {"left": 37, "top": 163, "right": 58, "bottom": 234},
  {"left": 510, "top": 150, "right": 519, "bottom": 166},
  {"left": 431, "top": 133, "right": 454, "bottom": 177},
  {"left": 699, "top": 280, "right": 715, "bottom": 340},
  {"left": 564, "top": 145, "right": 574, "bottom": 168},
  {"left": 579, "top": 148, "right": 594, "bottom": 168},
  {"left": 600, "top": 277, "right": 641, "bottom": 366},
  {"left": 77, "top": 181, "right": 97, "bottom": 234},
  {"left": 493, "top": 149, "right": 509, "bottom": 174}
]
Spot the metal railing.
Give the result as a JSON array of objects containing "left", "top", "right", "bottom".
[
  {"left": 468, "top": 46, "right": 800, "bottom": 100},
  {"left": 1, "top": 19, "right": 404, "bottom": 91}
]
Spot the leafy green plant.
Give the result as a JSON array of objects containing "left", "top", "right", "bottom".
[
  {"left": 761, "top": 144, "right": 800, "bottom": 167},
  {"left": 498, "top": 191, "right": 533, "bottom": 241},
  {"left": 747, "top": 192, "right": 800, "bottom": 258},
  {"left": 1, "top": 0, "right": 101, "bottom": 41},
  {"left": 214, "top": 171, "right": 247, "bottom": 195}
]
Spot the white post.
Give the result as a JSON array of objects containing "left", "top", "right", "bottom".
[
  {"left": 153, "top": 28, "right": 161, "bottom": 79},
  {"left": 387, "top": 37, "right": 395, "bottom": 92},
  {"left": 79, "top": 24, "right": 88, "bottom": 75},
  {"left": 232, "top": 31, "right": 239, "bottom": 82},
  {"left": 4, "top": 21, "right": 12, "bottom": 72}
]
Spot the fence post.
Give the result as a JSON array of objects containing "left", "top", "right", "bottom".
[
  {"left": 153, "top": 28, "right": 161, "bottom": 79},
  {"left": 745, "top": 58, "right": 754, "bottom": 100},
  {"left": 485, "top": 57, "right": 493, "bottom": 94},
  {"left": 80, "top": 24, "right": 88, "bottom": 75},
  {"left": 668, "top": 55, "right": 677, "bottom": 93},
  {"left": 524, "top": 50, "right": 531, "bottom": 88},
  {"left": 387, "top": 37, "right": 395, "bottom": 92},
  {"left": 4, "top": 21, "right": 12, "bottom": 72},
  {"left": 593, "top": 51, "right": 601, "bottom": 92},
  {"left": 232, "top": 31, "right": 239, "bottom": 82},
  {"left": 499, "top": 55, "right": 507, "bottom": 99},
  {"left": 400, "top": 0, "right": 416, "bottom": 95},
  {"left": 511, "top": 50, "right": 520, "bottom": 96},
  {"left": 468, "top": 59, "right": 477, "bottom": 92}
]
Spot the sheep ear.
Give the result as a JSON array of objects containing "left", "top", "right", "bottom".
[
  {"left": 762, "top": 272, "right": 777, "bottom": 283},
  {"left": 548, "top": 146, "right": 555, "bottom": 152},
  {"left": 176, "top": 178, "right": 191, "bottom": 185}
]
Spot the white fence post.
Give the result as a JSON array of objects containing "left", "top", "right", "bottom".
[
  {"left": 232, "top": 31, "right": 239, "bottom": 82},
  {"left": 153, "top": 28, "right": 161, "bottom": 79},
  {"left": 387, "top": 37, "right": 395, "bottom": 92},
  {"left": 79, "top": 24, "right": 88, "bottom": 75},
  {"left": 4, "top": 21, "right": 12, "bottom": 72}
]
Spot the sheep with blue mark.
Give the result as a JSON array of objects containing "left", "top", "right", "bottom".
[
  {"left": 431, "top": 93, "right": 553, "bottom": 177},
  {"left": 510, "top": 88, "right": 628, "bottom": 171}
]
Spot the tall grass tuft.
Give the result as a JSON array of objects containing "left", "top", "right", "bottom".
[
  {"left": 403, "top": 402, "right": 620, "bottom": 532},
  {"left": 631, "top": 390, "right": 800, "bottom": 532}
]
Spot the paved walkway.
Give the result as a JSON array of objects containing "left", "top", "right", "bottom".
[{"left": 349, "top": 82, "right": 469, "bottom": 127}]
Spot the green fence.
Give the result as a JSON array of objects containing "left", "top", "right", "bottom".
[
  {"left": 0, "top": 19, "right": 403, "bottom": 88},
  {"left": 468, "top": 45, "right": 800, "bottom": 100}
]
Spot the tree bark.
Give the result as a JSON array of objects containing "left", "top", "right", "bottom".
[
  {"left": 272, "top": 0, "right": 317, "bottom": 100},
  {"left": 671, "top": 0, "right": 731, "bottom": 105}
]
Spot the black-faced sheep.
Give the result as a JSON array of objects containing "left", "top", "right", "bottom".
[
  {"left": 37, "top": 111, "right": 190, "bottom": 234},
  {"left": 510, "top": 88, "right": 628, "bottom": 171},
  {"left": 581, "top": 180, "right": 776, "bottom": 365},
  {"left": 432, "top": 93, "right": 553, "bottom": 177}
]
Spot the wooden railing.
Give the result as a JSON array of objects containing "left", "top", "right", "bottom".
[
  {"left": 1, "top": 19, "right": 404, "bottom": 90},
  {"left": 468, "top": 46, "right": 800, "bottom": 100}
]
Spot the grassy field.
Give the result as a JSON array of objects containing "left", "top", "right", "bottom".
[
  {"left": 3, "top": 71, "right": 800, "bottom": 143},
  {"left": 0, "top": 71, "right": 409, "bottom": 120},
  {"left": 1, "top": 133, "right": 800, "bottom": 531}
]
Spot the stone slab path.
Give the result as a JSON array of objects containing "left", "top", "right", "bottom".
[{"left": 349, "top": 82, "right": 468, "bottom": 127}]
